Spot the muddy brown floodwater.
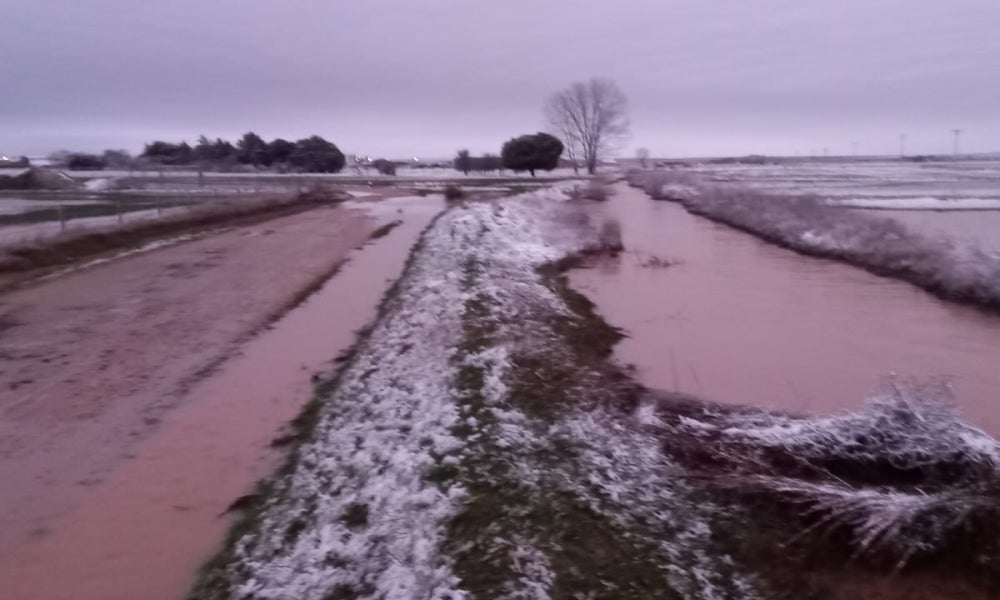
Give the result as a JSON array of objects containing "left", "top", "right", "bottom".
[
  {"left": 572, "top": 184, "right": 1000, "bottom": 434},
  {"left": 0, "top": 194, "right": 442, "bottom": 600}
]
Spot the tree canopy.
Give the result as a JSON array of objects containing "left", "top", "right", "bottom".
[
  {"left": 287, "top": 136, "right": 346, "bottom": 173},
  {"left": 500, "top": 132, "right": 564, "bottom": 177}
]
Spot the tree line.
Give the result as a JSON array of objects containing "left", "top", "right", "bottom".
[
  {"left": 454, "top": 132, "right": 565, "bottom": 177},
  {"left": 54, "top": 78, "right": 630, "bottom": 176},
  {"left": 56, "top": 133, "right": 347, "bottom": 173},
  {"left": 141, "top": 133, "right": 345, "bottom": 172}
]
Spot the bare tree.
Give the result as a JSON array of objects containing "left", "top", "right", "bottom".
[{"left": 545, "top": 78, "right": 629, "bottom": 175}]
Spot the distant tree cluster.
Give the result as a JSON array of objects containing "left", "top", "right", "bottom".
[
  {"left": 56, "top": 149, "right": 135, "bottom": 170},
  {"left": 452, "top": 150, "right": 504, "bottom": 175},
  {"left": 140, "top": 132, "right": 346, "bottom": 173},
  {"left": 451, "top": 134, "right": 563, "bottom": 178}
]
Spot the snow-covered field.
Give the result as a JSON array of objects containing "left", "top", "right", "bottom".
[
  {"left": 686, "top": 157, "right": 1000, "bottom": 211},
  {"left": 676, "top": 156, "right": 1000, "bottom": 260},
  {"left": 630, "top": 167, "right": 1000, "bottom": 311}
]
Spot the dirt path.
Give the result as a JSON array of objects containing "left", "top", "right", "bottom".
[{"left": 0, "top": 204, "right": 375, "bottom": 557}]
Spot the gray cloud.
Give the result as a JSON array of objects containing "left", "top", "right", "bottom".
[{"left": 3, "top": 0, "right": 999, "bottom": 157}]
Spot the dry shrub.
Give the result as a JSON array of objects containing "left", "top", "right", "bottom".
[
  {"left": 597, "top": 219, "right": 623, "bottom": 253},
  {"left": 584, "top": 180, "right": 610, "bottom": 201},
  {"left": 567, "top": 179, "right": 612, "bottom": 202},
  {"left": 444, "top": 184, "right": 464, "bottom": 203}
]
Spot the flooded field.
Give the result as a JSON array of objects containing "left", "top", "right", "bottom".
[
  {"left": 572, "top": 184, "right": 1000, "bottom": 433},
  {"left": 0, "top": 195, "right": 441, "bottom": 600}
]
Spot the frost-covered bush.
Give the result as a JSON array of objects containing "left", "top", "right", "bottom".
[
  {"left": 628, "top": 169, "right": 1000, "bottom": 311},
  {"left": 653, "top": 382, "right": 1000, "bottom": 569}
]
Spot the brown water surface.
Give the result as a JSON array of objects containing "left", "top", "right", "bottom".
[
  {"left": 572, "top": 184, "right": 1000, "bottom": 432},
  {"left": 0, "top": 196, "right": 441, "bottom": 600}
]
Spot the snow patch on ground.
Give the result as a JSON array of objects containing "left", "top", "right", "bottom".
[
  {"left": 830, "top": 197, "right": 1000, "bottom": 210},
  {"left": 83, "top": 178, "right": 113, "bottom": 191},
  {"left": 231, "top": 208, "right": 469, "bottom": 599}
]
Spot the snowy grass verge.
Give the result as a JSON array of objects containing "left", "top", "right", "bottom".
[
  {"left": 648, "top": 380, "right": 1000, "bottom": 581},
  {"left": 628, "top": 169, "right": 1000, "bottom": 312}
]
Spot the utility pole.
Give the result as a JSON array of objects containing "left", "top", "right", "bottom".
[
  {"left": 899, "top": 133, "right": 907, "bottom": 157},
  {"left": 952, "top": 129, "right": 963, "bottom": 156}
]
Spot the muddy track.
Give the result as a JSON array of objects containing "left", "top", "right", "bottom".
[
  {"left": 0, "top": 190, "right": 352, "bottom": 291},
  {"left": 0, "top": 204, "right": 375, "bottom": 558}
]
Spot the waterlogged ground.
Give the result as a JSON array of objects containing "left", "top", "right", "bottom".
[
  {"left": 572, "top": 184, "right": 1000, "bottom": 434},
  {"left": 192, "top": 187, "right": 1000, "bottom": 600},
  {"left": 4, "top": 201, "right": 440, "bottom": 600}
]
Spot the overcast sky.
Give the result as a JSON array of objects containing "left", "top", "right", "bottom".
[{"left": 3, "top": 0, "right": 999, "bottom": 158}]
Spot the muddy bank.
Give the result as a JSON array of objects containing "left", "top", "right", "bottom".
[
  {"left": 0, "top": 195, "right": 442, "bottom": 600},
  {"left": 570, "top": 184, "right": 1000, "bottom": 434}
]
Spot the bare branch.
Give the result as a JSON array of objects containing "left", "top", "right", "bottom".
[{"left": 544, "top": 78, "right": 629, "bottom": 175}]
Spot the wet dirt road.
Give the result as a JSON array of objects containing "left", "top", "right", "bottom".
[{"left": 571, "top": 184, "right": 1000, "bottom": 433}]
